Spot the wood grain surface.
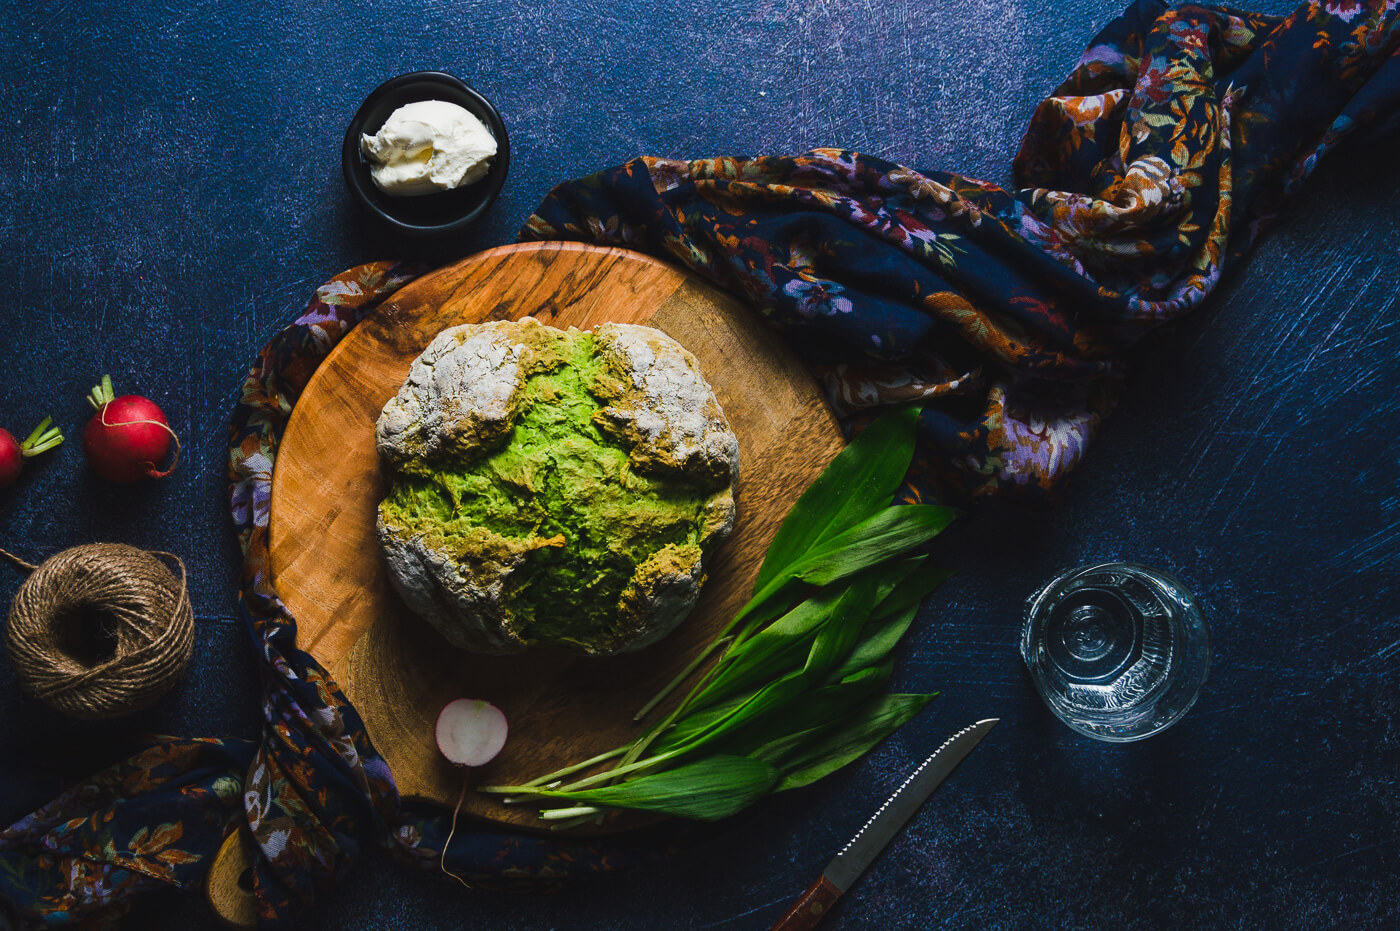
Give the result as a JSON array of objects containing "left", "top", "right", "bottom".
[
  {"left": 210, "top": 241, "right": 844, "bottom": 927},
  {"left": 272, "top": 241, "right": 843, "bottom": 823}
]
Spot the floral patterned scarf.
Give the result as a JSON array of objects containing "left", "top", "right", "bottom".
[
  {"left": 523, "top": 0, "right": 1400, "bottom": 504},
  {"left": 3, "top": 1, "right": 1397, "bottom": 927}
]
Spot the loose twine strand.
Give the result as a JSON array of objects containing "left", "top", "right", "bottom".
[{"left": 2, "top": 543, "right": 194, "bottom": 719}]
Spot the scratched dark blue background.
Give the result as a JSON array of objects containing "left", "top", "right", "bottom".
[{"left": 3, "top": 0, "right": 1398, "bottom": 928}]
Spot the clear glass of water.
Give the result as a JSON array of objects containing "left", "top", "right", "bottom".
[{"left": 1020, "top": 562, "right": 1211, "bottom": 742}]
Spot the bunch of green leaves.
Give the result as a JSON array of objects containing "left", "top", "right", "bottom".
[{"left": 477, "top": 407, "right": 956, "bottom": 824}]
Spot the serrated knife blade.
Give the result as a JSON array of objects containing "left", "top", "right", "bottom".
[{"left": 770, "top": 718, "right": 999, "bottom": 931}]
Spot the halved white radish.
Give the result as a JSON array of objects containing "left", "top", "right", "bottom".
[{"left": 435, "top": 698, "right": 508, "bottom": 768}]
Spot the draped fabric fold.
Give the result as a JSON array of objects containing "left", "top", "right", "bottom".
[
  {"left": 522, "top": 0, "right": 1400, "bottom": 504},
  {"left": 3, "top": 1, "right": 1397, "bottom": 927}
]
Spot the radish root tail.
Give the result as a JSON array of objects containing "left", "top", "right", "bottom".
[{"left": 440, "top": 769, "right": 474, "bottom": 891}]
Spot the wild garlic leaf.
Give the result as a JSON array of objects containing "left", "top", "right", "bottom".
[
  {"left": 791, "top": 504, "right": 956, "bottom": 586},
  {"left": 661, "top": 651, "right": 898, "bottom": 762},
  {"left": 768, "top": 693, "right": 938, "bottom": 792},
  {"left": 661, "top": 671, "right": 811, "bottom": 757},
  {"left": 835, "top": 658, "right": 895, "bottom": 690},
  {"left": 694, "top": 555, "right": 923, "bottom": 712},
  {"left": 801, "top": 574, "right": 882, "bottom": 681},
  {"left": 651, "top": 692, "right": 751, "bottom": 754},
  {"left": 691, "top": 663, "right": 899, "bottom": 764},
  {"left": 733, "top": 501, "right": 953, "bottom": 641},
  {"left": 753, "top": 406, "right": 921, "bottom": 593},
  {"left": 662, "top": 640, "right": 894, "bottom": 759},
  {"left": 685, "top": 590, "right": 841, "bottom": 712},
  {"left": 873, "top": 563, "right": 957, "bottom": 624},
  {"left": 832, "top": 565, "right": 955, "bottom": 680},
  {"left": 534, "top": 755, "right": 781, "bottom": 821},
  {"left": 802, "top": 555, "right": 924, "bottom": 681}
]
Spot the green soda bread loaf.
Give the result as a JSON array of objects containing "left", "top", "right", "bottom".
[{"left": 375, "top": 317, "right": 739, "bottom": 655}]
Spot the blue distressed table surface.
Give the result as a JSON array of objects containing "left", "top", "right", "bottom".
[{"left": 2, "top": 1, "right": 1397, "bottom": 927}]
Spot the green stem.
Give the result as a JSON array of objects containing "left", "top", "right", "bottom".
[
  {"left": 513, "top": 746, "right": 630, "bottom": 788},
  {"left": 21, "top": 417, "right": 51, "bottom": 447},
  {"left": 555, "top": 748, "right": 682, "bottom": 792},
  {"left": 20, "top": 417, "right": 64, "bottom": 456},
  {"left": 630, "top": 576, "right": 801, "bottom": 722},
  {"left": 486, "top": 745, "right": 684, "bottom": 799},
  {"left": 633, "top": 636, "right": 731, "bottom": 722},
  {"left": 619, "top": 700, "right": 692, "bottom": 770},
  {"left": 538, "top": 806, "right": 603, "bottom": 821},
  {"left": 548, "top": 810, "right": 607, "bottom": 831},
  {"left": 500, "top": 784, "right": 560, "bottom": 804},
  {"left": 25, "top": 435, "right": 62, "bottom": 455},
  {"left": 86, "top": 374, "right": 115, "bottom": 411}
]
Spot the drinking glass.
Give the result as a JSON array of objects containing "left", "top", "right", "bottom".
[{"left": 1020, "top": 562, "right": 1211, "bottom": 742}]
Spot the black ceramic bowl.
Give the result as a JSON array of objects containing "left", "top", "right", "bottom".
[{"left": 342, "top": 72, "right": 510, "bottom": 237}]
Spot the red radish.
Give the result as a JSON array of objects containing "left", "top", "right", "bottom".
[
  {"left": 435, "top": 698, "right": 508, "bottom": 888},
  {"left": 0, "top": 417, "right": 65, "bottom": 488},
  {"left": 435, "top": 698, "right": 509, "bottom": 767},
  {"left": 82, "top": 375, "right": 180, "bottom": 482}
]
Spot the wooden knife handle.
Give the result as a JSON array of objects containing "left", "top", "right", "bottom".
[{"left": 770, "top": 874, "right": 843, "bottom": 930}]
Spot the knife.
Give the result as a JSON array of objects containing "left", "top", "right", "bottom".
[{"left": 769, "top": 718, "right": 999, "bottom": 931}]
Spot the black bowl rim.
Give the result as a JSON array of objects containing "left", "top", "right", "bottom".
[{"left": 342, "top": 71, "right": 511, "bottom": 237}]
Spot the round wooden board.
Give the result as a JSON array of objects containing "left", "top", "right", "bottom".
[{"left": 273, "top": 242, "right": 842, "bottom": 826}]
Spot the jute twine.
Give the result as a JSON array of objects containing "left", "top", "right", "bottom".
[{"left": 2, "top": 543, "right": 194, "bottom": 719}]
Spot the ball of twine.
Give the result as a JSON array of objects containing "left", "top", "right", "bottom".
[{"left": 3, "top": 543, "right": 194, "bottom": 720}]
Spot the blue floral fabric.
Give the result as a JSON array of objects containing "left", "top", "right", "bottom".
[
  {"left": 3, "top": 1, "right": 1398, "bottom": 927},
  {"left": 523, "top": 0, "right": 1400, "bottom": 504}
]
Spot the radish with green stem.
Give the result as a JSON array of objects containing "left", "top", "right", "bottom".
[
  {"left": 0, "top": 417, "right": 65, "bottom": 487},
  {"left": 82, "top": 375, "right": 180, "bottom": 482},
  {"left": 435, "top": 698, "right": 508, "bottom": 888}
]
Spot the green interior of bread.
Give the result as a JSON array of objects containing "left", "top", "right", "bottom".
[{"left": 379, "top": 329, "right": 720, "bottom": 652}]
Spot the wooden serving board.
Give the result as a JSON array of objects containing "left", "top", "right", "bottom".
[
  {"left": 281, "top": 242, "right": 841, "bottom": 824},
  {"left": 208, "top": 243, "right": 843, "bottom": 925},
  {"left": 271, "top": 242, "right": 843, "bottom": 824}
]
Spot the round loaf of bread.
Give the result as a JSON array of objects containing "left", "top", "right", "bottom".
[{"left": 375, "top": 317, "right": 738, "bottom": 655}]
